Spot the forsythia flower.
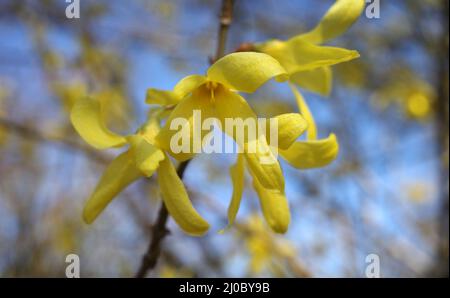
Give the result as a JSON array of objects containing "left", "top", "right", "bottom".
[
  {"left": 218, "top": 1, "right": 363, "bottom": 231},
  {"left": 148, "top": 52, "right": 294, "bottom": 233},
  {"left": 255, "top": 0, "right": 365, "bottom": 97},
  {"left": 371, "top": 75, "right": 435, "bottom": 120},
  {"left": 225, "top": 117, "right": 339, "bottom": 231},
  {"left": 70, "top": 97, "right": 210, "bottom": 236},
  {"left": 255, "top": 0, "right": 364, "bottom": 143},
  {"left": 71, "top": 2, "right": 363, "bottom": 237},
  {"left": 147, "top": 52, "right": 338, "bottom": 233}
]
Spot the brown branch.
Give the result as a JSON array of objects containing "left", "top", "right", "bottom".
[
  {"left": 134, "top": 161, "right": 189, "bottom": 278},
  {"left": 134, "top": 200, "right": 169, "bottom": 278},
  {"left": 134, "top": 0, "right": 236, "bottom": 278},
  {"left": 214, "top": 0, "right": 235, "bottom": 61},
  {"left": 0, "top": 117, "right": 109, "bottom": 163},
  {"left": 234, "top": 42, "right": 255, "bottom": 53},
  {"left": 432, "top": 0, "right": 449, "bottom": 277}
]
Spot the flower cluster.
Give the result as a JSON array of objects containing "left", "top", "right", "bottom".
[{"left": 71, "top": 0, "right": 364, "bottom": 235}]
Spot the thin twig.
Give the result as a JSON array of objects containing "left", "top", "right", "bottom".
[
  {"left": 214, "top": 0, "right": 235, "bottom": 61},
  {"left": 134, "top": 160, "right": 189, "bottom": 278},
  {"left": 134, "top": 198, "right": 170, "bottom": 278},
  {"left": 134, "top": 0, "right": 235, "bottom": 278},
  {"left": 0, "top": 117, "right": 109, "bottom": 163}
]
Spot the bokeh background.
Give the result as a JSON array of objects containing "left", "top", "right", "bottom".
[{"left": 0, "top": 0, "right": 448, "bottom": 277}]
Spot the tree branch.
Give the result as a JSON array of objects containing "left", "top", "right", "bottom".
[
  {"left": 134, "top": 160, "right": 189, "bottom": 278},
  {"left": 214, "top": 0, "right": 235, "bottom": 61},
  {"left": 432, "top": 0, "right": 449, "bottom": 277},
  {"left": 0, "top": 117, "right": 109, "bottom": 163}
]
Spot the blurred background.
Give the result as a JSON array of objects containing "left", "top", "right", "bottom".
[{"left": 0, "top": 0, "right": 448, "bottom": 277}]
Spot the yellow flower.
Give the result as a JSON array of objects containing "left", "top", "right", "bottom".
[
  {"left": 371, "top": 75, "right": 435, "bottom": 121},
  {"left": 147, "top": 52, "right": 340, "bottom": 234},
  {"left": 221, "top": 87, "right": 339, "bottom": 233},
  {"left": 253, "top": 0, "right": 361, "bottom": 157},
  {"left": 225, "top": 114, "right": 339, "bottom": 232},
  {"left": 255, "top": 0, "right": 365, "bottom": 96},
  {"left": 223, "top": 88, "right": 339, "bottom": 233},
  {"left": 405, "top": 92, "right": 432, "bottom": 120},
  {"left": 70, "top": 96, "right": 209, "bottom": 236},
  {"left": 147, "top": 52, "right": 298, "bottom": 233}
]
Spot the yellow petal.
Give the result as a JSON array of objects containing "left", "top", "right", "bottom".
[
  {"left": 207, "top": 52, "right": 288, "bottom": 93},
  {"left": 127, "top": 134, "right": 165, "bottom": 177},
  {"left": 70, "top": 96, "right": 127, "bottom": 149},
  {"left": 173, "top": 75, "right": 208, "bottom": 98},
  {"left": 252, "top": 174, "right": 290, "bottom": 234},
  {"left": 157, "top": 153, "right": 209, "bottom": 236},
  {"left": 290, "top": 67, "right": 333, "bottom": 97},
  {"left": 260, "top": 39, "right": 359, "bottom": 74},
  {"left": 138, "top": 116, "right": 161, "bottom": 144},
  {"left": 289, "top": 84, "right": 317, "bottom": 140},
  {"left": 156, "top": 85, "right": 215, "bottom": 161},
  {"left": 214, "top": 89, "right": 285, "bottom": 191},
  {"left": 299, "top": 0, "right": 365, "bottom": 44},
  {"left": 227, "top": 154, "right": 245, "bottom": 227},
  {"left": 244, "top": 149, "right": 285, "bottom": 192},
  {"left": 271, "top": 113, "right": 308, "bottom": 150},
  {"left": 279, "top": 133, "right": 339, "bottom": 169},
  {"left": 83, "top": 150, "right": 142, "bottom": 224},
  {"left": 145, "top": 88, "right": 181, "bottom": 106}
]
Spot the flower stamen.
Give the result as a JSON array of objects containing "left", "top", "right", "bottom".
[{"left": 205, "top": 81, "right": 219, "bottom": 103}]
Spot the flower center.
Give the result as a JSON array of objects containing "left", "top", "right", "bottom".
[{"left": 205, "top": 81, "right": 219, "bottom": 103}]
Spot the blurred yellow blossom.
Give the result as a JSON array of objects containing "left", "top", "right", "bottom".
[
  {"left": 240, "top": 215, "right": 306, "bottom": 276},
  {"left": 159, "top": 265, "right": 193, "bottom": 278},
  {"left": 371, "top": 74, "right": 435, "bottom": 120}
]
